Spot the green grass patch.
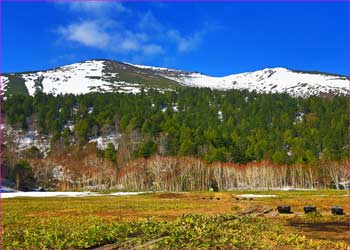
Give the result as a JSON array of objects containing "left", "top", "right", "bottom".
[{"left": 4, "top": 213, "right": 347, "bottom": 250}]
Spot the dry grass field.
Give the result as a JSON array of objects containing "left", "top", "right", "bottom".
[{"left": 2, "top": 190, "right": 349, "bottom": 249}]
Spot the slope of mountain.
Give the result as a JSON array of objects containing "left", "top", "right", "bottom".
[
  {"left": 1, "top": 59, "right": 349, "bottom": 97},
  {"left": 128, "top": 63, "right": 349, "bottom": 97},
  {"left": 1, "top": 60, "right": 181, "bottom": 96}
]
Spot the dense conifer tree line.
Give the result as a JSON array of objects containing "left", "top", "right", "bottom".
[{"left": 3, "top": 88, "right": 348, "bottom": 165}]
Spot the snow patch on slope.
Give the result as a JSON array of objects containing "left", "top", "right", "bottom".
[
  {"left": 89, "top": 134, "right": 120, "bottom": 150},
  {"left": 161, "top": 68, "right": 349, "bottom": 97},
  {"left": 124, "top": 62, "right": 182, "bottom": 72},
  {"left": 18, "top": 60, "right": 143, "bottom": 96},
  {"left": 2, "top": 124, "right": 50, "bottom": 154},
  {"left": 1, "top": 76, "right": 9, "bottom": 94},
  {"left": 12, "top": 60, "right": 166, "bottom": 96},
  {"left": 21, "top": 60, "right": 109, "bottom": 95}
]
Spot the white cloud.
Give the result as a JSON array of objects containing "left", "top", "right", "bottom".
[
  {"left": 119, "top": 39, "right": 140, "bottom": 52},
  {"left": 62, "top": 1, "right": 127, "bottom": 15},
  {"left": 143, "top": 44, "right": 164, "bottom": 55},
  {"left": 138, "top": 12, "right": 162, "bottom": 31},
  {"left": 125, "top": 31, "right": 149, "bottom": 43},
  {"left": 56, "top": 3, "right": 215, "bottom": 62},
  {"left": 58, "top": 21, "right": 110, "bottom": 49},
  {"left": 167, "top": 29, "right": 204, "bottom": 53},
  {"left": 57, "top": 19, "right": 164, "bottom": 56}
]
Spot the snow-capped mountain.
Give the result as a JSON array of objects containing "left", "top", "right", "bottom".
[
  {"left": 129, "top": 63, "right": 349, "bottom": 97},
  {"left": 1, "top": 60, "right": 180, "bottom": 96},
  {"left": 1, "top": 59, "right": 349, "bottom": 98}
]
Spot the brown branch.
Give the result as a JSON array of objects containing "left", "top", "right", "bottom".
[{"left": 129, "top": 236, "right": 169, "bottom": 250}]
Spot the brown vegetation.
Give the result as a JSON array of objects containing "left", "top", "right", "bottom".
[
  {"left": 117, "top": 156, "right": 349, "bottom": 191},
  {"left": 8, "top": 141, "right": 348, "bottom": 191},
  {"left": 29, "top": 143, "right": 118, "bottom": 190}
]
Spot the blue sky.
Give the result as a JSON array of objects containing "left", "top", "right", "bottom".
[{"left": 2, "top": 1, "right": 349, "bottom": 76}]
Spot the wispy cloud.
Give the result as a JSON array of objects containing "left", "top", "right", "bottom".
[
  {"left": 55, "top": 2, "right": 216, "bottom": 62},
  {"left": 143, "top": 44, "right": 164, "bottom": 55},
  {"left": 167, "top": 29, "right": 205, "bottom": 53},
  {"left": 59, "top": 1, "right": 128, "bottom": 15},
  {"left": 138, "top": 11, "right": 162, "bottom": 32},
  {"left": 119, "top": 38, "right": 140, "bottom": 52}
]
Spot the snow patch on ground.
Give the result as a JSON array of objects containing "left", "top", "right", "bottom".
[
  {"left": 89, "top": 134, "right": 120, "bottom": 150},
  {"left": 1, "top": 191, "right": 144, "bottom": 199},
  {"left": 3, "top": 126, "right": 50, "bottom": 153},
  {"left": 236, "top": 194, "right": 277, "bottom": 198},
  {"left": 109, "top": 192, "right": 145, "bottom": 196},
  {"left": 278, "top": 187, "right": 317, "bottom": 191},
  {"left": 218, "top": 111, "right": 223, "bottom": 121},
  {"left": 0, "top": 186, "right": 18, "bottom": 193}
]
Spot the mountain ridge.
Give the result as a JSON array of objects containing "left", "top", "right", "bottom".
[
  {"left": 1, "top": 59, "right": 349, "bottom": 98},
  {"left": 3, "top": 58, "right": 347, "bottom": 78}
]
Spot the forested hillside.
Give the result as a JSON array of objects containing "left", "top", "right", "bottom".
[
  {"left": 2, "top": 88, "right": 348, "bottom": 190},
  {"left": 4, "top": 88, "right": 348, "bottom": 164}
]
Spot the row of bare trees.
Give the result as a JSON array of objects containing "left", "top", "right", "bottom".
[
  {"left": 116, "top": 156, "right": 349, "bottom": 191},
  {"left": 4, "top": 131, "right": 348, "bottom": 191}
]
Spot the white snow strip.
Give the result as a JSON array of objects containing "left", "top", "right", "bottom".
[
  {"left": 236, "top": 194, "right": 277, "bottom": 198},
  {"left": 109, "top": 192, "right": 145, "bottom": 196},
  {"left": 1, "top": 191, "right": 144, "bottom": 199},
  {"left": 124, "top": 62, "right": 181, "bottom": 72},
  {"left": 0, "top": 186, "right": 18, "bottom": 193},
  {"left": 1, "top": 192, "right": 98, "bottom": 198},
  {"left": 278, "top": 187, "right": 317, "bottom": 191}
]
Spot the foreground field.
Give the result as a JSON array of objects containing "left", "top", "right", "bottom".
[{"left": 2, "top": 190, "right": 349, "bottom": 249}]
